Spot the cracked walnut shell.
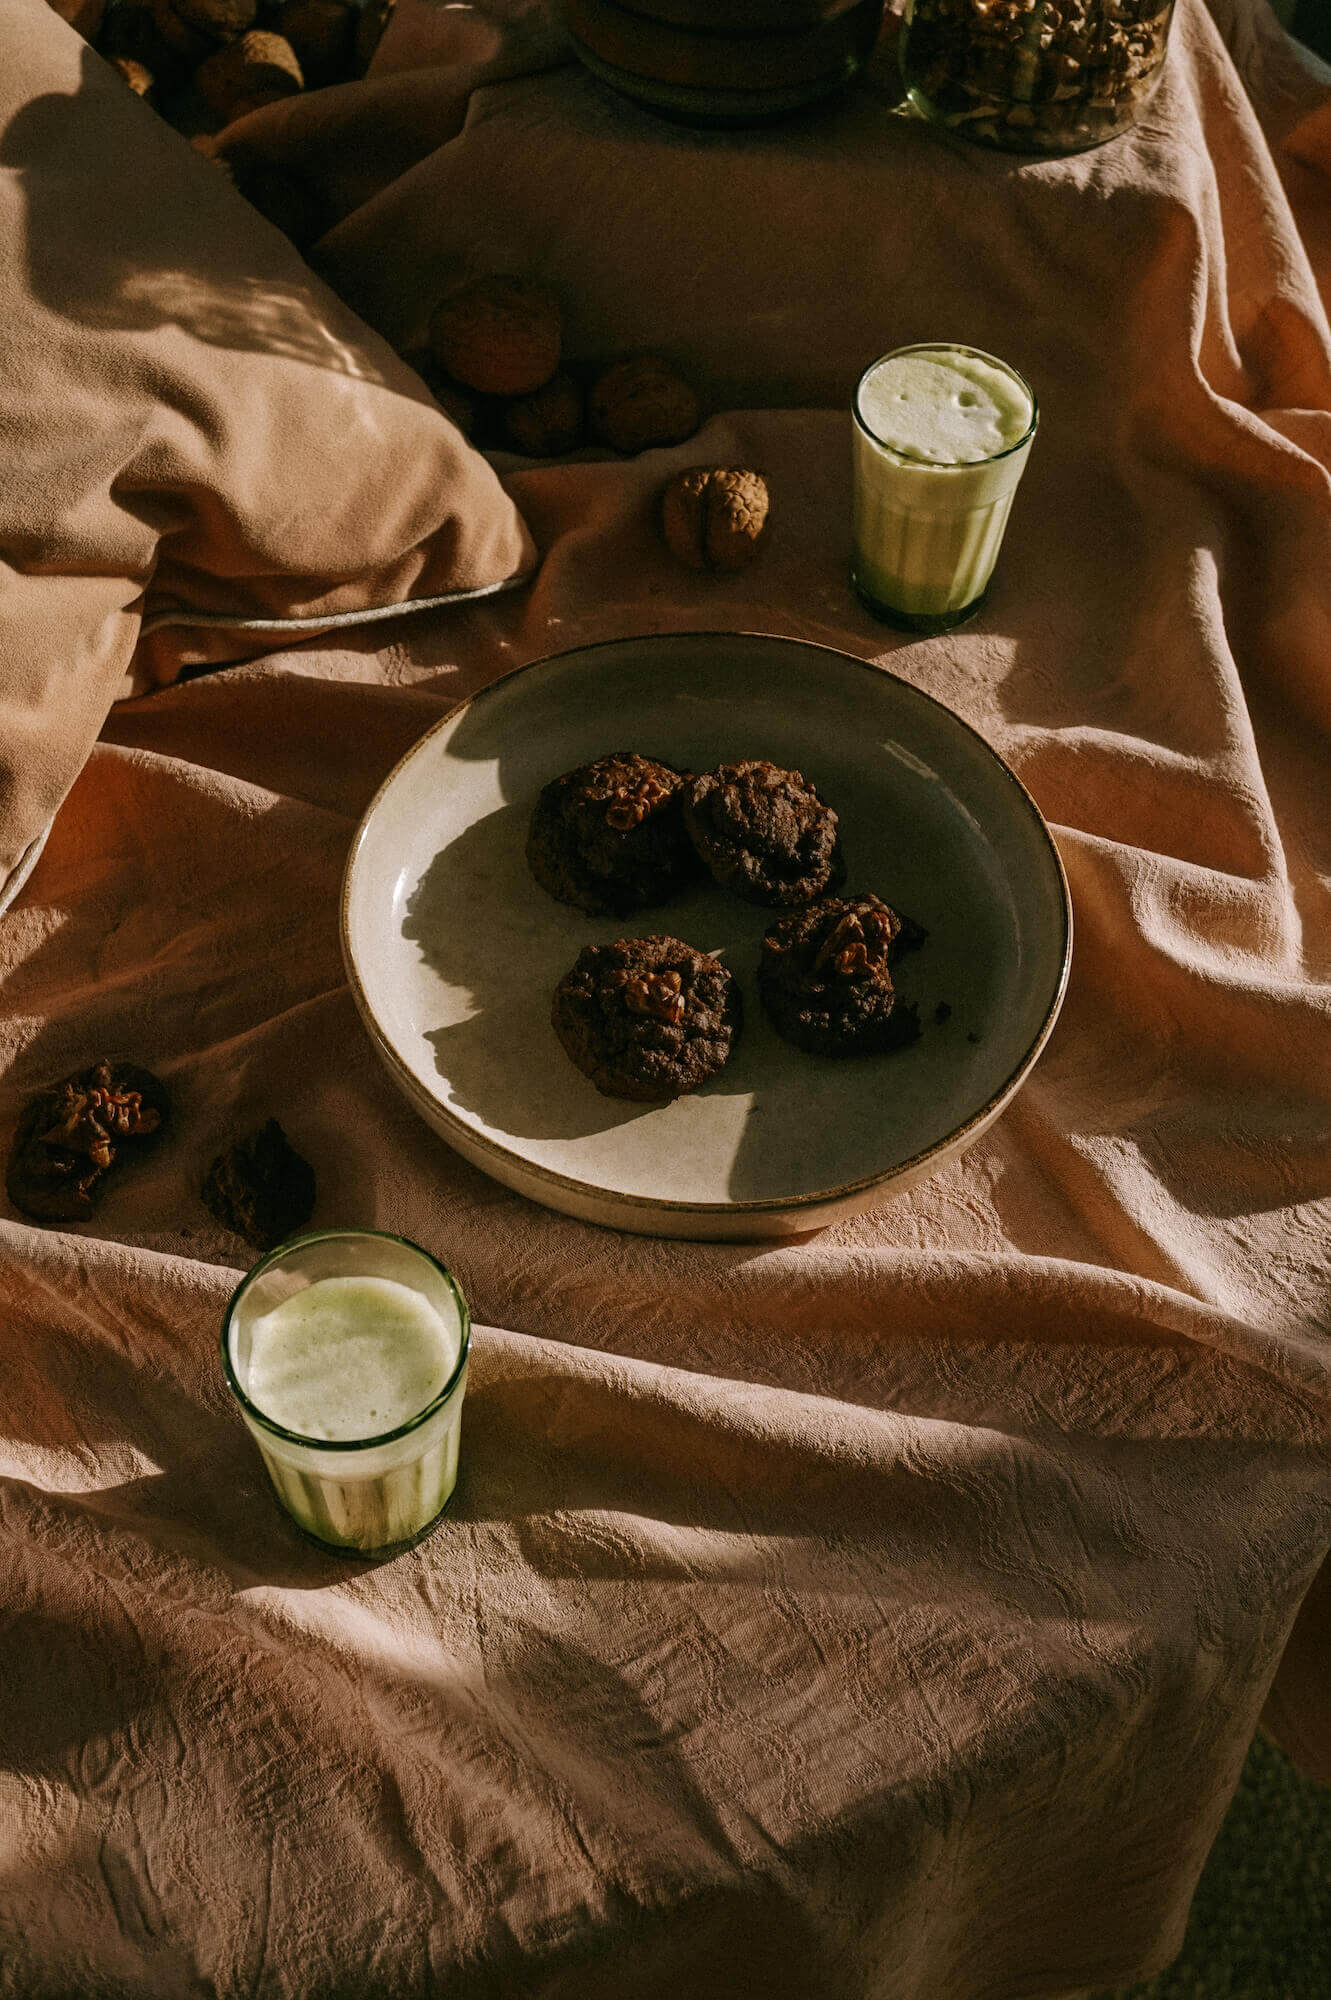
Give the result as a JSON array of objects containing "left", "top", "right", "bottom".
[
  {"left": 429, "top": 277, "right": 562, "bottom": 398},
  {"left": 502, "top": 370, "right": 584, "bottom": 457},
  {"left": 661, "top": 466, "right": 769, "bottom": 573}
]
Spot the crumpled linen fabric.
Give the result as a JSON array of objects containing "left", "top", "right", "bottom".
[
  {"left": 0, "top": 0, "right": 533, "bottom": 898},
  {"left": 2, "top": 0, "right": 1331, "bottom": 1993}
]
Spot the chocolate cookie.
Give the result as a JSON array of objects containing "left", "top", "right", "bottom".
[
  {"left": 758, "top": 895, "right": 922, "bottom": 1057},
  {"left": 683, "top": 760, "right": 844, "bottom": 907},
  {"left": 552, "top": 935, "right": 742, "bottom": 1102},
  {"left": 527, "top": 752, "right": 700, "bottom": 917},
  {"left": 6, "top": 1057, "right": 170, "bottom": 1223}
]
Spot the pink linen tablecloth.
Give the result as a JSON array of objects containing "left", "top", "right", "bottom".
[{"left": 3, "top": 0, "right": 1331, "bottom": 1993}]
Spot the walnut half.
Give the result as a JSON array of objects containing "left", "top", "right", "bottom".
[
  {"left": 613, "top": 969, "right": 687, "bottom": 1025},
  {"left": 604, "top": 770, "right": 674, "bottom": 831},
  {"left": 661, "top": 467, "right": 770, "bottom": 575},
  {"left": 814, "top": 907, "right": 896, "bottom": 979}
]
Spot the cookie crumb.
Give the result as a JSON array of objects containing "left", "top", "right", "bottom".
[{"left": 202, "top": 1119, "right": 315, "bottom": 1252}]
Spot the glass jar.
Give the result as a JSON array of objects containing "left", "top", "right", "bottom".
[{"left": 899, "top": 0, "right": 1177, "bottom": 156}]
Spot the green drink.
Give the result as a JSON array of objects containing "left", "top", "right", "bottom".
[
  {"left": 852, "top": 343, "right": 1038, "bottom": 632},
  {"left": 222, "top": 1231, "right": 470, "bottom": 1556}
]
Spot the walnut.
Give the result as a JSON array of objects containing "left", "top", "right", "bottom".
[
  {"left": 151, "top": 0, "right": 256, "bottom": 63},
  {"left": 40, "top": 1085, "right": 158, "bottom": 1167},
  {"left": 6, "top": 1059, "right": 169, "bottom": 1225},
  {"left": 603, "top": 768, "right": 673, "bottom": 830},
  {"left": 109, "top": 53, "right": 155, "bottom": 93},
  {"left": 201, "top": 1119, "right": 315, "bottom": 1251},
  {"left": 501, "top": 370, "right": 584, "bottom": 457},
  {"left": 429, "top": 277, "right": 562, "bottom": 398},
  {"left": 196, "top": 30, "right": 303, "bottom": 121},
  {"left": 814, "top": 907, "right": 896, "bottom": 979},
  {"left": 616, "top": 970, "right": 686, "bottom": 1025},
  {"left": 588, "top": 356, "right": 700, "bottom": 455},
  {"left": 661, "top": 466, "right": 769, "bottom": 573},
  {"left": 275, "top": 0, "right": 355, "bottom": 86}
]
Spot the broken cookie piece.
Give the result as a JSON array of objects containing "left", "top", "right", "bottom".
[
  {"left": 757, "top": 896, "right": 923, "bottom": 1057},
  {"left": 201, "top": 1119, "right": 315, "bottom": 1252},
  {"left": 6, "top": 1058, "right": 169, "bottom": 1224}
]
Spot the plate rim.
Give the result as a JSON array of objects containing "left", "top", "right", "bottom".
[{"left": 340, "top": 631, "right": 1074, "bottom": 1217}]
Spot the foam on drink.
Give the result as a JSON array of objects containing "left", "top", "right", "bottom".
[
  {"left": 857, "top": 349, "right": 1032, "bottom": 464},
  {"left": 246, "top": 1275, "right": 458, "bottom": 1441}
]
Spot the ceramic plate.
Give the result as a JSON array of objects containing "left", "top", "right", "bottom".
[{"left": 342, "top": 634, "right": 1071, "bottom": 1240}]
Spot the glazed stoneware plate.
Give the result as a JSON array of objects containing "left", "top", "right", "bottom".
[{"left": 342, "top": 633, "right": 1071, "bottom": 1240}]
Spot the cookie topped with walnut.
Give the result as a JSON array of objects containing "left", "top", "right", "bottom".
[
  {"left": 527, "top": 751, "right": 701, "bottom": 917},
  {"left": 6, "top": 1057, "right": 170, "bottom": 1223},
  {"left": 758, "top": 895, "right": 923, "bottom": 1057},
  {"left": 683, "top": 759, "right": 844, "bottom": 908},
  {"left": 552, "top": 936, "right": 742, "bottom": 1102}
]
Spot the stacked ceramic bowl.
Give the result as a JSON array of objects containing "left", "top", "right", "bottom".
[{"left": 564, "top": 0, "right": 885, "bottom": 124}]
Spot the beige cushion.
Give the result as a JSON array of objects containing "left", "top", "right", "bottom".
[{"left": 0, "top": 0, "right": 534, "bottom": 886}]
